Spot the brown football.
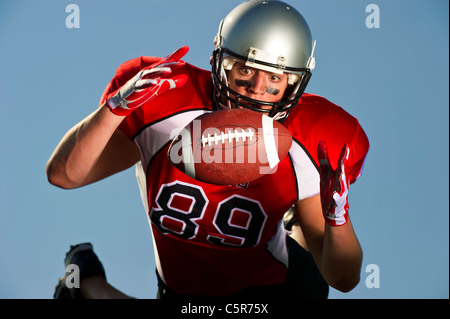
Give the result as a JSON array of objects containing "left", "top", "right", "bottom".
[{"left": 168, "top": 108, "right": 292, "bottom": 185}]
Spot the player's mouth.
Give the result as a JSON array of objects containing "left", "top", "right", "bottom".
[{"left": 239, "top": 101, "right": 271, "bottom": 112}]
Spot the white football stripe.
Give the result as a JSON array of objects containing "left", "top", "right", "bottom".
[
  {"left": 180, "top": 127, "right": 196, "bottom": 179},
  {"left": 262, "top": 115, "right": 279, "bottom": 168}
]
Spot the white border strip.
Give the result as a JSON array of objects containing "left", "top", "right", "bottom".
[
  {"left": 180, "top": 127, "right": 196, "bottom": 179},
  {"left": 262, "top": 115, "right": 279, "bottom": 168}
]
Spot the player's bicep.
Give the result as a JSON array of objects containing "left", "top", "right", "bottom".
[{"left": 83, "top": 128, "right": 140, "bottom": 185}]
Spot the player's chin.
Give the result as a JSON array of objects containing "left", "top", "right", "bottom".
[
  {"left": 226, "top": 95, "right": 273, "bottom": 113},
  {"left": 237, "top": 103, "right": 271, "bottom": 115}
]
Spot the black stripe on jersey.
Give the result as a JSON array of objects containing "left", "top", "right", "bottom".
[
  {"left": 287, "top": 153, "right": 300, "bottom": 204},
  {"left": 291, "top": 136, "right": 320, "bottom": 173}
]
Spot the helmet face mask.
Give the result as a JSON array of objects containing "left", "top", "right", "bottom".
[
  {"left": 211, "top": 0, "right": 316, "bottom": 121},
  {"left": 212, "top": 49, "right": 311, "bottom": 119}
]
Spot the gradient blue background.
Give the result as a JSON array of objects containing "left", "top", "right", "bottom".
[{"left": 0, "top": 0, "right": 448, "bottom": 299}]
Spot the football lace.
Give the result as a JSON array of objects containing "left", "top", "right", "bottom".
[{"left": 201, "top": 128, "right": 255, "bottom": 147}]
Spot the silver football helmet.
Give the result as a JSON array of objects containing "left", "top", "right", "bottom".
[{"left": 211, "top": 0, "right": 316, "bottom": 121}]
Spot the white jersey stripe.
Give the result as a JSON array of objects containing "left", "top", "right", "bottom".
[
  {"left": 266, "top": 219, "right": 289, "bottom": 267},
  {"left": 288, "top": 141, "right": 321, "bottom": 201},
  {"left": 134, "top": 110, "right": 210, "bottom": 176}
]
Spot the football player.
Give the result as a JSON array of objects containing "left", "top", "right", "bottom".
[{"left": 48, "top": 0, "right": 369, "bottom": 299}]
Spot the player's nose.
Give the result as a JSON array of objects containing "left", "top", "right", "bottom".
[{"left": 248, "top": 72, "right": 266, "bottom": 95}]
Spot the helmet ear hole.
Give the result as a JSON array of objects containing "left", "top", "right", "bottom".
[
  {"left": 288, "top": 74, "right": 299, "bottom": 85},
  {"left": 223, "top": 57, "right": 236, "bottom": 71}
]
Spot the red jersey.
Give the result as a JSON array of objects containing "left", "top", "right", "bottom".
[{"left": 99, "top": 56, "right": 369, "bottom": 296}]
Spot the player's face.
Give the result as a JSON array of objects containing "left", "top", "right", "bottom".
[{"left": 227, "top": 62, "right": 288, "bottom": 110}]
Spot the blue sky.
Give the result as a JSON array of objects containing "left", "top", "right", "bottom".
[{"left": 0, "top": 0, "right": 448, "bottom": 299}]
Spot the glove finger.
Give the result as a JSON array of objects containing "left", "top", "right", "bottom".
[
  {"left": 141, "top": 67, "right": 172, "bottom": 79},
  {"left": 124, "top": 87, "right": 154, "bottom": 107},
  {"left": 155, "top": 74, "right": 189, "bottom": 94},
  {"left": 138, "top": 66, "right": 187, "bottom": 88},
  {"left": 151, "top": 46, "right": 190, "bottom": 69},
  {"left": 141, "top": 62, "right": 185, "bottom": 79},
  {"left": 317, "top": 140, "right": 332, "bottom": 181},
  {"left": 125, "top": 78, "right": 164, "bottom": 107},
  {"left": 155, "top": 61, "right": 185, "bottom": 70},
  {"left": 128, "top": 82, "right": 167, "bottom": 108},
  {"left": 335, "top": 143, "right": 350, "bottom": 194},
  {"left": 128, "top": 74, "right": 189, "bottom": 108},
  {"left": 338, "top": 142, "right": 350, "bottom": 168},
  {"left": 161, "top": 46, "right": 190, "bottom": 63},
  {"left": 336, "top": 143, "right": 350, "bottom": 174},
  {"left": 126, "top": 85, "right": 157, "bottom": 109},
  {"left": 135, "top": 78, "right": 158, "bottom": 89}
]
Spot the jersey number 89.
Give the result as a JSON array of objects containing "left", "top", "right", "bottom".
[{"left": 150, "top": 182, "right": 267, "bottom": 247}]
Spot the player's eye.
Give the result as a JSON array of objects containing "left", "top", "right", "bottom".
[
  {"left": 269, "top": 74, "right": 281, "bottom": 82},
  {"left": 239, "top": 68, "right": 253, "bottom": 76}
]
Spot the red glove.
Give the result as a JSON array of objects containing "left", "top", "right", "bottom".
[
  {"left": 317, "top": 141, "right": 350, "bottom": 226},
  {"left": 106, "top": 46, "right": 189, "bottom": 116}
]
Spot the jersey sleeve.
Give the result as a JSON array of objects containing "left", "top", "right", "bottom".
[
  {"left": 285, "top": 93, "right": 370, "bottom": 186},
  {"left": 347, "top": 120, "right": 369, "bottom": 184}
]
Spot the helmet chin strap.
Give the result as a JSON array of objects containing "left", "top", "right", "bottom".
[
  {"left": 267, "top": 75, "right": 303, "bottom": 121},
  {"left": 272, "top": 111, "right": 287, "bottom": 121}
]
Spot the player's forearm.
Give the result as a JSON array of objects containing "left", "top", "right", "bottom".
[
  {"left": 81, "top": 276, "right": 135, "bottom": 299},
  {"left": 46, "top": 104, "right": 125, "bottom": 188},
  {"left": 320, "top": 219, "right": 363, "bottom": 292}
]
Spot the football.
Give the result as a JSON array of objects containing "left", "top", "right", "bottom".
[{"left": 168, "top": 108, "right": 293, "bottom": 185}]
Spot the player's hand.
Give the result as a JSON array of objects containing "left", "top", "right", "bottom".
[
  {"left": 106, "top": 46, "right": 189, "bottom": 116},
  {"left": 317, "top": 141, "right": 350, "bottom": 226}
]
